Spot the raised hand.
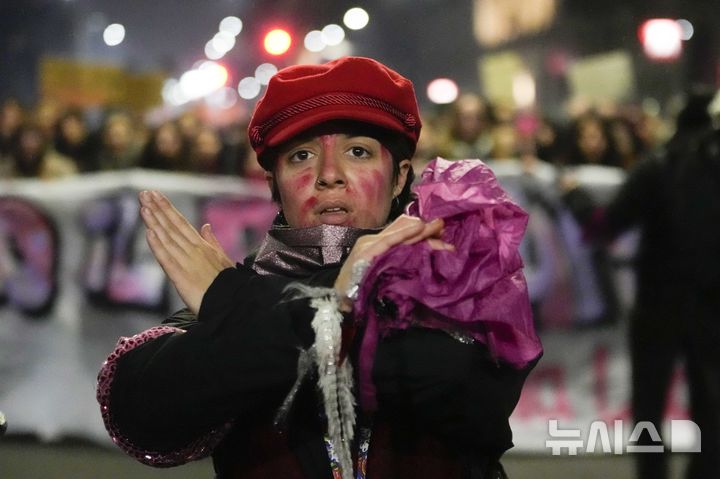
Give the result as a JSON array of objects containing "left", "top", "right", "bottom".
[
  {"left": 334, "top": 215, "right": 454, "bottom": 311},
  {"left": 139, "top": 190, "right": 234, "bottom": 315}
]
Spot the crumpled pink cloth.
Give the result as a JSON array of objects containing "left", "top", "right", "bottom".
[{"left": 354, "top": 158, "right": 542, "bottom": 411}]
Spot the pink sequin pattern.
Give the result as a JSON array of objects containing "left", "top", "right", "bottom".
[{"left": 96, "top": 326, "right": 231, "bottom": 467}]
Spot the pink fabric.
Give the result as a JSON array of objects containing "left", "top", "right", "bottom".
[
  {"left": 354, "top": 158, "right": 542, "bottom": 411},
  {"left": 97, "top": 326, "right": 231, "bottom": 467}
]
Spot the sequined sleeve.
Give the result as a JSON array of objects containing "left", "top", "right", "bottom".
[
  {"left": 95, "top": 265, "right": 324, "bottom": 468},
  {"left": 96, "top": 326, "right": 232, "bottom": 467}
]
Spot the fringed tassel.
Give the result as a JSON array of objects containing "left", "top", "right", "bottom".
[
  {"left": 337, "top": 360, "right": 356, "bottom": 440},
  {"left": 285, "top": 284, "right": 355, "bottom": 479},
  {"left": 274, "top": 347, "right": 315, "bottom": 430}
]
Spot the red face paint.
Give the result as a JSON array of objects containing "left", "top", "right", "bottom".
[
  {"left": 300, "top": 196, "right": 318, "bottom": 217},
  {"left": 273, "top": 133, "right": 401, "bottom": 228}
]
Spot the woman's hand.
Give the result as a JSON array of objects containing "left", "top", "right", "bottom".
[
  {"left": 139, "top": 190, "right": 234, "bottom": 315},
  {"left": 334, "top": 215, "right": 454, "bottom": 312}
]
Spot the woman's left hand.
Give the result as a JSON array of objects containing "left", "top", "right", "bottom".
[
  {"left": 139, "top": 190, "right": 234, "bottom": 315},
  {"left": 334, "top": 215, "right": 454, "bottom": 312}
]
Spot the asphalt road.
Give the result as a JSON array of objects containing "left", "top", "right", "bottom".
[{"left": 0, "top": 436, "right": 689, "bottom": 479}]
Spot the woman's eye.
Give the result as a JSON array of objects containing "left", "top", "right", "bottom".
[
  {"left": 289, "top": 150, "right": 313, "bottom": 162},
  {"left": 348, "top": 146, "right": 371, "bottom": 158}
]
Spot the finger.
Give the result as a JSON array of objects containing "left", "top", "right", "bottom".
[
  {"left": 402, "top": 218, "right": 445, "bottom": 245},
  {"left": 148, "top": 191, "right": 202, "bottom": 247},
  {"left": 141, "top": 206, "right": 193, "bottom": 261},
  {"left": 426, "top": 238, "right": 455, "bottom": 251},
  {"left": 379, "top": 214, "right": 424, "bottom": 235},
  {"left": 200, "top": 224, "right": 224, "bottom": 251},
  {"left": 145, "top": 228, "right": 186, "bottom": 279},
  {"left": 147, "top": 230, "right": 202, "bottom": 314},
  {"left": 141, "top": 192, "right": 187, "bottom": 239},
  {"left": 138, "top": 190, "right": 154, "bottom": 208},
  {"left": 359, "top": 221, "right": 429, "bottom": 257}
]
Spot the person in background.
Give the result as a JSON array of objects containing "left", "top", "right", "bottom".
[
  {"left": 178, "top": 110, "right": 202, "bottom": 145},
  {"left": 565, "top": 111, "right": 621, "bottom": 167},
  {"left": 55, "top": 108, "right": 98, "bottom": 172},
  {"left": 218, "top": 119, "right": 253, "bottom": 177},
  {"left": 488, "top": 121, "right": 520, "bottom": 161},
  {"left": 96, "top": 111, "right": 142, "bottom": 171},
  {"left": 9, "top": 121, "right": 77, "bottom": 179},
  {"left": 97, "top": 56, "right": 539, "bottom": 479},
  {"left": 563, "top": 88, "right": 720, "bottom": 479},
  {"left": 0, "top": 98, "right": 24, "bottom": 176},
  {"left": 532, "top": 116, "right": 563, "bottom": 164},
  {"left": 410, "top": 114, "right": 441, "bottom": 176},
  {"left": 33, "top": 99, "right": 61, "bottom": 143},
  {"left": 438, "top": 93, "right": 493, "bottom": 159},
  {"left": 140, "top": 121, "right": 189, "bottom": 171},
  {"left": 608, "top": 116, "right": 644, "bottom": 170},
  {"left": 188, "top": 126, "right": 224, "bottom": 174}
]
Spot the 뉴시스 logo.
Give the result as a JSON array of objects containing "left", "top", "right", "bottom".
[{"left": 546, "top": 419, "right": 701, "bottom": 455}]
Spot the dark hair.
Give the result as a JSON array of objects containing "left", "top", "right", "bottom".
[
  {"left": 264, "top": 120, "right": 416, "bottom": 224},
  {"left": 676, "top": 86, "right": 714, "bottom": 134}
]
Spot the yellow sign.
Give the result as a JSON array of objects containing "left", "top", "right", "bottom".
[
  {"left": 474, "top": 0, "right": 557, "bottom": 47},
  {"left": 39, "top": 57, "right": 165, "bottom": 111},
  {"left": 568, "top": 50, "right": 636, "bottom": 104},
  {"left": 479, "top": 51, "right": 525, "bottom": 106}
]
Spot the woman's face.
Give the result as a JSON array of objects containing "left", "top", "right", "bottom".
[
  {"left": 578, "top": 120, "right": 607, "bottom": 161},
  {"left": 271, "top": 133, "right": 410, "bottom": 228},
  {"left": 155, "top": 123, "right": 182, "bottom": 157}
]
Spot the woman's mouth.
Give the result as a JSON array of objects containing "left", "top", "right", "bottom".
[
  {"left": 321, "top": 206, "right": 348, "bottom": 214},
  {"left": 316, "top": 203, "right": 351, "bottom": 224}
]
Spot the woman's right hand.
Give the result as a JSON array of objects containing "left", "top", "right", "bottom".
[
  {"left": 139, "top": 190, "right": 234, "bottom": 315},
  {"left": 334, "top": 215, "right": 454, "bottom": 312}
]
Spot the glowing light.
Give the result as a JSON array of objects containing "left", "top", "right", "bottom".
[
  {"left": 205, "top": 40, "right": 225, "bottom": 60},
  {"left": 255, "top": 63, "right": 278, "bottom": 85},
  {"left": 676, "top": 19, "right": 694, "bottom": 41},
  {"left": 304, "top": 30, "right": 326, "bottom": 52},
  {"left": 168, "top": 86, "right": 188, "bottom": 107},
  {"left": 426, "top": 78, "right": 459, "bottom": 104},
  {"left": 320, "top": 40, "right": 353, "bottom": 61},
  {"left": 219, "top": 16, "right": 243, "bottom": 36},
  {"left": 103, "top": 23, "right": 125, "bottom": 46},
  {"left": 180, "top": 70, "right": 205, "bottom": 100},
  {"left": 264, "top": 29, "right": 292, "bottom": 55},
  {"left": 512, "top": 71, "right": 536, "bottom": 109},
  {"left": 199, "top": 61, "right": 229, "bottom": 88},
  {"left": 162, "top": 79, "right": 179, "bottom": 105},
  {"left": 212, "top": 31, "right": 236, "bottom": 54},
  {"left": 639, "top": 19, "right": 683, "bottom": 61},
  {"left": 238, "top": 77, "right": 261, "bottom": 99},
  {"left": 321, "top": 24, "right": 345, "bottom": 46},
  {"left": 206, "top": 87, "right": 238, "bottom": 109},
  {"left": 343, "top": 8, "right": 369, "bottom": 30},
  {"left": 178, "top": 62, "right": 228, "bottom": 102}
]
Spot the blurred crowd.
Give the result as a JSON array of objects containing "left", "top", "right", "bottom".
[
  {"left": 0, "top": 91, "right": 680, "bottom": 182},
  {"left": 0, "top": 98, "right": 265, "bottom": 181},
  {"left": 413, "top": 93, "right": 674, "bottom": 174}
]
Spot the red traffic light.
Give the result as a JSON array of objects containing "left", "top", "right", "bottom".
[
  {"left": 639, "top": 19, "right": 683, "bottom": 61},
  {"left": 263, "top": 28, "right": 292, "bottom": 56}
]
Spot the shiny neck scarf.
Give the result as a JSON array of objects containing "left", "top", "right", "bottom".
[{"left": 252, "top": 224, "right": 379, "bottom": 277}]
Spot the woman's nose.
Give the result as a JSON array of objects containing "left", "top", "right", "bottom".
[{"left": 315, "top": 153, "right": 346, "bottom": 188}]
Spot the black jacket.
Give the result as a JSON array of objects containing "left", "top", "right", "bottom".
[
  {"left": 104, "top": 262, "right": 535, "bottom": 478},
  {"left": 564, "top": 128, "right": 720, "bottom": 317}
]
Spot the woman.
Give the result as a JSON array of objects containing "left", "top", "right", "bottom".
[
  {"left": 9, "top": 121, "right": 78, "bottom": 179},
  {"left": 97, "top": 57, "right": 538, "bottom": 479},
  {"left": 140, "top": 121, "right": 190, "bottom": 172}
]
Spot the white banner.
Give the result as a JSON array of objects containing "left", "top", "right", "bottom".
[{"left": 0, "top": 164, "right": 689, "bottom": 452}]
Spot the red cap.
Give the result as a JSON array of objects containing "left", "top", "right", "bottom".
[{"left": 248, "top": 56, "right": 421, "bottom": 169}]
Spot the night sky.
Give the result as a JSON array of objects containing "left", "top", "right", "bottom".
[{"left": 1, "top": 0, "right": 717, "bottom": 110}]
